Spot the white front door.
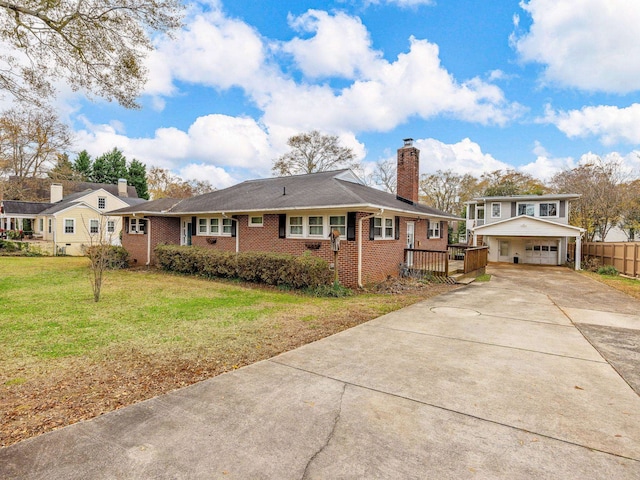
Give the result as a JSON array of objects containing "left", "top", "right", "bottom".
[
  {"left": 498, "top": 240, "right": 510, "bottom": 262},
  {"left": 406, "top": 221, "right": 415, "bottom": 267},
  {"left": 182, "top": 219, "right": 192, "bottom": 246}
]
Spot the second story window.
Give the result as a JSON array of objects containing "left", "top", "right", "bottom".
[
  {"left": 491, "top": 203, "right": 501, "bottom": 218},
  {"left": 518, "top": 203, "right": 535, "bottom": 216},
  {"left": 540, "top": 203, "right": 557, "bottom": 217},
  {"left": 98, "top": 197, "right": 106, "bottom": 209}
]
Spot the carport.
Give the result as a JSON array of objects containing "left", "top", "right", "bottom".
[{"left": 472, "top": 215, "right": 584, "bottom": 269}]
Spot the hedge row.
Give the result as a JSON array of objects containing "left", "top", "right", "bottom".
[{"left": 154, "top": 245, "right": 333, "bottom": 289}]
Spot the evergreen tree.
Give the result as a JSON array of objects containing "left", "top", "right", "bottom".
[
  {"left": 73, "top": 150, "right": 92, "bottom": 181},
  {"left": 92, "top": 148, "right": 128, "bottom": 184},
  {"left": 127, "top": 159, "right": 149, "bottom": 199},
  {"left": 48, "top": 153, "right": 75, "bottom": 181}
]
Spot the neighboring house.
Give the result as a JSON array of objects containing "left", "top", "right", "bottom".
[
  {"left": 0, "top": 179, "right": 144, "bottom": 255},
  {"left": 112, "top": 139, "right": 459, "bottom": 288},
  {"left": 465, "top": 194, "right": 585, "bottom": 269},
  {"left": 594, "top": 224, "right": 635, "bottom": 242}
]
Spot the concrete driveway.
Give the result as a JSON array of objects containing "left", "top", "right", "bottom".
[{"left": 1, "top": 265, "right": 639, "bottom": 479}]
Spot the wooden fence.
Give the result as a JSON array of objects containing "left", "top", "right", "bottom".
[
  {"left": 404, "top": 249, "right": 449, "bottom": 278},
  {"left": 463, "top": 246, "right": 488, "bottom": 274},
  {"left": 580, "top": 242, "right": 640, "bottom": 277}
]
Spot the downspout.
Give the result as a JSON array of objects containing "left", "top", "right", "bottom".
[
  {"left": 146, "top": 217, "right": 152, "bottom": 266},
  {"left": 52, "top": 218, "right": 57, "bottom": 256},
  {"left": 222, "top": 213, "right": 239, "bottom": 254},
  {"left": 357, "top": 209, "right": 384, "bottom": 288}
]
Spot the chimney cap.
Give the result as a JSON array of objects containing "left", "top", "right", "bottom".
[{"left": 403, "top": 138, "right": 414, "bottom": 147}]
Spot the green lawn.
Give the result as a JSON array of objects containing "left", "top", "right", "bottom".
[{"left": 1, "top": 257, "right": 453, "bottom": 446}]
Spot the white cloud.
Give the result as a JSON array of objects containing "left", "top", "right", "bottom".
[
  {"left": 283, "top": 10, "right": 382, "bottom": 79},
  {"left": 413, "top": 138, "right": 510, "bottom": 176},
  {"left": 518, "top": 142, "right": 577, "bottom": 180},
  {"left": 178, "top": 163, "right": 237, "bottom": 189},
  {"left": 514, "top": 0, "right": 640, "bottom": 93},
  {"left": 542, "top": 103, "right": 640, "bottom": 145}
]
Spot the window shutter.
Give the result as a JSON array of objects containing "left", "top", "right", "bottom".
[
  {"left": 559, "top": 201, "right": 566, "bottom": 217},
  {"left": 347, "top": 212, "right": 356, "bottom": 241},
  {"left": 369, "top": 217, "right": 375, "bottom": 241},
  {"left": 278, "top": 214, "right": 286, "bottom": 238},
  {"left": 511, "top": 202, "right": 517, "bottom": 217},
  {"left": 427, "top": 220, "right": 431, "bottom": 238},
  {"left": 394, "top": 216, "right": 400, "bottom": 240},
  {"left": 124, "top": 217, "right": 129, "bottom": 233},
  {"left": 191, "top": 216, "right": 197, "bottom": 236},
  {"left": 231, "top": 215, "right": 237, "bottom": 237},
  {"left": 440, "top": 221, "right": 445, "bottom": 239}
]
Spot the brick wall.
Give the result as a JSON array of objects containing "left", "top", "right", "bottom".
[
  {"left": 122, "top": 216, "right": 180, "bottom": 266},
  {"left": 397, "top": 143, "right": 420, "bottom": 204}
]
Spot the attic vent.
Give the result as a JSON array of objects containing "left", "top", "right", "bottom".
[
  {"left": 283, "top": 187, "right": 286, "bottom": 196},
  {"left": 403, "top": 138, "right": 414, "bottom": 147}
]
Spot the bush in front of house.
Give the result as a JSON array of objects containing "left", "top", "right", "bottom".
[
  {"left": 155, "top": 245, "right": 333, "bottom": 289},
  {"left": 83, "top": 245, "right": 130, "bottom": 269}
]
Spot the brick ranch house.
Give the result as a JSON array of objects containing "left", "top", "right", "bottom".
[{"left": 112, "top": 139, "right": 459, "bottom": 288}]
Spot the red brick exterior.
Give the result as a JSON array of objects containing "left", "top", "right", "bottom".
[
  {"left": 397, "top": 141, "right": 420, "bottom": 204},
  {"left": 122, "top": 213, "right": 448, "bottom": 288}
]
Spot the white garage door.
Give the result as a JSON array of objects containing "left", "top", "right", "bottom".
[{"left": 524, "top": 240, "right": 559, "bottom": 265}]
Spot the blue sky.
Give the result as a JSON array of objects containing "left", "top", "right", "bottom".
[{"left": 60, "top": 0, "right": 640, "bottom": 189}]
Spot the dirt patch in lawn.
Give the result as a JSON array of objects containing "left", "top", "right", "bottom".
[{"left": 1, "top": 282, "right": 455, "bottom": 447}]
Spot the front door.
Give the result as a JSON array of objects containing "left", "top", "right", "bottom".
[
  {"left": 498, "top": 240, "right": 510, "bottom": 262},
  {"left": 406, "top": 221, "right": 415, "bottom": 267},
  {"left": 182, "top": 220, "right": 192, "bottom": 246}
]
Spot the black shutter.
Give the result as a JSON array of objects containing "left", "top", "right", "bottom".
[
  {"left": 440, "top": 221, "right": 444, "bottom": 238},
  {"left": 511, "top": 202, "right": 517, "bottom": 217},
  {"left": 427, "top": 220, "right": 431, "bottom": 238},
  {"left": 394, "top": 216, "right": 400, "bottom": 240},
  {"left": 369, "top": 217, "right": 375, "bottom": 241},
  {"left": 124, "top": 217, "right": 129, "bottom": 233},
  {"left": 278, "top": 214, "right": 286, "bottom": 238},
  {"left": 559, "top": 201, "right": 566, "bottom": 217},
  {"left": 231, "top": 215, "right": 237, "bottom": 237},
  {"left": 191, "top": 216, "right": 197, "bottom": 236},
  {"left": 347, "top": 212, "right": 356, "bottom": 241}
]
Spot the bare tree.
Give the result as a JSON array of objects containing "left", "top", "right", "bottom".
[
  {"left": 479, "top": 169, "right": 547, "bottom": 196},
  {"left": 0, "top": 0, "right": 183, "bottom": 107},
  {"left": 0, "top": 105, "right": 71, "bottom": 198},
  {"left": 147, "top": 166, "right": 215, "bottom": 199},
  {"left": 551, "top": 158, "right": 627, "bottom": 242},
  {"left": 82, "top": 214, "right": 123, "bottom": 302},
  {"left": 370, "top": 158, "right": 397, "bottom": 193},
  {"left": 272, "top": 130, "right": 358, "bottom": 176},
  {"left": 419, "top": 170, "right": 481, "bottom": 215}
]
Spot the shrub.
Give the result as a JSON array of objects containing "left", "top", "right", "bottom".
[
  {"left": 582, "top": 257, "right": 601, "bottom": 272},
  {"left": 307, "top": 282, "right": 353, "bottom": 297},
  {"left": 155, "top": 245, "right": 332, "bottom": 289},
  {"left": 596, "top": 265, "right": 619, "bottom": 276},
  {"left": 0, "top": 239, "right": 19, "bottom": 252},
  {"left": 83, "top": 245, "right": 130, "bottom": 269}
]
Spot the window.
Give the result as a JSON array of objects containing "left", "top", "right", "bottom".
[
  {"left": 385, "top": 218, "right": 394, "bottom": 238},
  {"left": 308, "top": 216, "right": 324, "bottom": 236},
  {"left": 289, "top": 216, "right": 303, "bottom": 236},
  {"left": 330, "top": 216, "right": 346, "bottom": 236},
  {"left": 48, "top": 218, "right": 52, "bottom": 234},
  {"left": 373, "top": 218, "right": 383, "bottom": 238},
  {"left": 518, "top": 203, "right": 535, "bottom": 216},
  {"left": 39, "top": 218, "right": 44, "bottom": 232},
  {"left": 210, "top": 218, "right": 219, "bottom": 234},
  {"left": 90, "top": 219, "right": 99, "bottom": 234},
  {"left": 428, "top": 221, "right": 440, "bottom": 239},
  {"left": 107, "top": 220, "right": 115, "bottom": 233},
  {"left": 198, "top": 218, "right": 208, "bottom": 234},
  {"left": 491, "top": 203, "right": 501, "bottom": 218},
  {"left": 372, "top": 217, "right": 395, "bottom": 239},
  {"left": 64, "top": 219, "right": 74, "bottom": 234},
  {"left": 539, "top": 202, "right": 557, "bottom": 217},
  {"left": 249, "top": 216, "right": 263, "bottom": 227},
  {"left": 130, "top": 218, "right": 146, "bottom": 234},
  {"left": 97, "top": 197, "right": 106, "bottom": 210},
  {"left": 222, "top": 218, "right": 233, "bottom": 234}
]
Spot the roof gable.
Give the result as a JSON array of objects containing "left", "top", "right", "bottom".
[{"left": 473, "top": 215, "right": 584, "bottom": 236}]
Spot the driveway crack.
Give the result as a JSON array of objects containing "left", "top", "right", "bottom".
[{"left": 301, "top": 382, "right": 347, "bottom": 480}]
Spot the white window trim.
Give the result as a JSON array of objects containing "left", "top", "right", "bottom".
[
  {"left": 97, "top": 196, "right": 107, "bottom": 210},
  {"left": 428, "top": 220, "right": 440, "bottom": 239},
  {"left": 373, "top": 217, "right": 395, "bottom": 240},
  {"left": 130, "top": 218, "right": 146, "bottom": 234},
  {"left": 248, "top": 215, "right": 263, "bottom": 227},
  {"left": 491, "top": 202, "right": 501, "bottom": 218},
  {"left": 307, "top": 215, "right": 325, "bottom": 238},
  {"left": 539, "top": 202, "right": 559, "bottom": 218},
  {"left": 287, "top": 214, "right": 347, "bottom": 239},
  {"left": 107, "top": 220, "right": 115, "bottom": 233},
  {"left": 89, "top": 219, "right": 100, "bottom": 235},
  {"left": 195, "top": 217, "right": 232, "bottom": 236},
  {"left": 517, "top": 202, "right": 535, "bottom": 217},
  {"left": 288, "top": 216, "right": 304, "bottom": 237},
  {"left": 64, "top": 218, "right": 75, "bottom": 234}
]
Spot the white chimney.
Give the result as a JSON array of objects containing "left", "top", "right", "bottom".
[
  {"left": 50, "top": 183, "right": 63, "bottom": 203},
  {"left": 118, "top": 178, "right": 128, "bottom": 197}
]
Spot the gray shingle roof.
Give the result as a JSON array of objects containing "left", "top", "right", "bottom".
[
  {"left": 1, "top": 201, "right": 53, "bottom": 215},
  {"left": 111, "top": 170, "right": 459, "bottom": 220}
]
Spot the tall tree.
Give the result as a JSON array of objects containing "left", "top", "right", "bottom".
[
  {"left": 0, "top": 1, "right": 183, "bottom": 107},
  {"left": 127, "top": 159, "right": 149, "bottom": 200},
  {"left": 419, "top": 170, "right": 481, "bottom": 215},
  {"left": 370, "top": 158, "right": 397, "bottom": 193},
  {"left": 91, "top": 148, "right": 128, "bottom": 184},
  {"left": 480, "top": 169, "right": 546, "bottom": 196},
  {"left": 272, "top": 130, "right": 358, "bottom": 176},
  {"left": 551, "top": 159, "right": 626, "bottom": 242},
  {"left": 73, "top": 150, "right": 92, "bottom": 181},
  {"left": 618, "top": 179, "right": 640, "bottom": 241},
  {"left": 147, "top": 166, "right": 214, "bottom": 199},
  {"left": 0, "top": 105, "right": 71, "bottom": 182},
  {"left": 48, "top": 153, "right": 76, "bottom": 181}
]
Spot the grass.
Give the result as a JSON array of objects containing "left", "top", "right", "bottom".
[
  {"left": 0, "top": 257, "right": 454, "bottom": 447},
  {"left": 581, "top": 271, "right": 640, "bottom": 300},
  {"left": 475, "top": 273, "right": 492, "bottom": 282}
]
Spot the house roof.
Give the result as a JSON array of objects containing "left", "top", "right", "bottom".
[
  {"left": 111, "top": 170, "right": 460, "bottom": 220},
  {"left": 72, "top": 182, "right": 139, "bottom": 198},
  {"left": 473, "top": 215, "right": 585, "bottom": 236},
  {"left": 38, "top": 189, "right": 146, "bottom": 216},
  {"left": 1, "top": 200, "right": 53, "bottom": 216},
  {"left": 468, "top": 193, "right": 580, "bottom": 203}
]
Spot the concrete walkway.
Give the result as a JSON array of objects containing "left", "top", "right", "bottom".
[{"left": 1, "top": 265, "right": 639, "bottom": 479}]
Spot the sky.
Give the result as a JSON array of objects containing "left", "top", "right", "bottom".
[{"left": 54, "top": 0, "right": 640, "bottom": 189}]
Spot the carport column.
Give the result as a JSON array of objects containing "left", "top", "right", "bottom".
[{"left": 575, "top": 234, "right": 582, "bottom": 270}]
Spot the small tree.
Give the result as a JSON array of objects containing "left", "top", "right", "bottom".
[
  {"left": 272, "top": 130, "right": 358, "bottom": 176},
  {"left": 82, "top": 215, "right": 122, "bottom": 302}
]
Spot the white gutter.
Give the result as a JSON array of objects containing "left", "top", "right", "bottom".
[
  {"left": 358, "top": 209, "right": 383, "bottom": 288},
  {"left": 146, "top": 217, "right": 152, "bottom": 266}
]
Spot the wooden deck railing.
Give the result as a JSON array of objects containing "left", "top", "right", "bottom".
[
  {"left": 463, "top": 246, "right": 488, "bottom": 274},
  {"left": 403, "top": 249, "right": 449, "bottom": 278}
]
